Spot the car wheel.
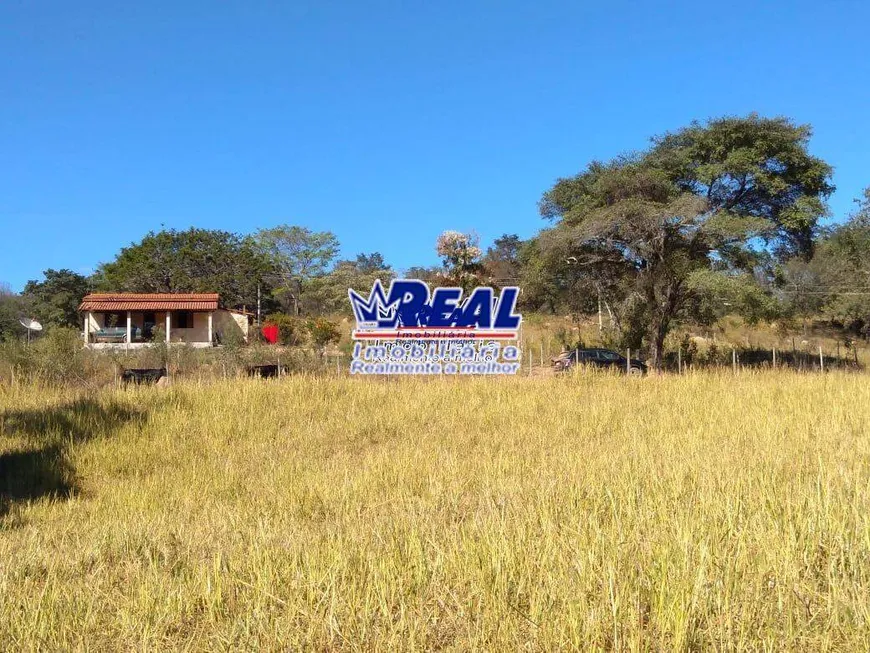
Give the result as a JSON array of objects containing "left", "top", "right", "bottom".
[{"left": 628, "top": 366, "right": 644, "bottom": 376}]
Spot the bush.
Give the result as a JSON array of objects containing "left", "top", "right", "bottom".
[
  {"left": 305, "top": 318, "right": 341, "bottom": 351},
  {"left": 264, "top": 313, "right": 308, "bottom": 346},
  {"left": 0, "top": 326, "right": 114, "bottom": 386}
]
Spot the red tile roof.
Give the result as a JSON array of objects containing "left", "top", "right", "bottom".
[{"left": 79, "top": 293, "right": 220, "bottom": 311}]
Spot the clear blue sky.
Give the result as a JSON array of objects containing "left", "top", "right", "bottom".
[{"left": 1, "top": 0, "right": 869, "bottom": 291}]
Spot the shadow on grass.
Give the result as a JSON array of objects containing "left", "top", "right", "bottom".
[{"left": 0, "top": 398, "right": 150, "bottom": 520}]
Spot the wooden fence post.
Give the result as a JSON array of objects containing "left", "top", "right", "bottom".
[
  {"left": 819, "top": 346, "right": 824, "bottom": 373},
  {"left": 626, "top": 349, "right": 630, "bottom": 374},
  {"left": 677, "top": 347, "right": 682, "bottom": 374},
  {"left": 732, "top": 348, "right": 737, "bottom": 374},
  {"left": 772, "top": 347, "right": 777, "bottom": 370}
]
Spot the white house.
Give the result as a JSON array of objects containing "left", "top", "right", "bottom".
[{"left": 79, "top": 293, "right": 251, "bottom": 348}]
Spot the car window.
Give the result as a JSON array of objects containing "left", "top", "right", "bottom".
[{"left": 599, "top": 350, "right": 620, "bottom": 361}]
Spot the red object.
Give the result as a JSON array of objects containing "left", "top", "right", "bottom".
[{"left": 262, "top": 324, "right": 279, "bottom": 344}]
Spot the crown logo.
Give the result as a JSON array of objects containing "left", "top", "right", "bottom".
[{"left": 348, "top": 279, "right": 402, "bottom": 328}]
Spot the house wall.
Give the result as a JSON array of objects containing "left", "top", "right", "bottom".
[
  {"left": 83, "top": 309, "right": 247, "bottom": 345},
  {"left": 214, "top": 310, "right": 249, "bottom": 343},
  {"left": 230, "top": 311, "right": 251, "bottom": 340},
  {"left": 169, "top": 312, "right": 208, "bottom": 343}
]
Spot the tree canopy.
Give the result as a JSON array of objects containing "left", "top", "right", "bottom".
[
  {"left": 254, "top": 226, "right": 340, "bottom": 315},
  {"left": 0, "top": 284, "right": 28, "bottom": 341},
  {"left": 536, "top": 115, "right": 835, "bottom": 368},
  {"left": 305, "top": 252, "right": 394, "bottom": 315},
  {"left": 810, "top": 188, "right": 870, "bottom": 336},
  {"left": 22, "top": 269, "right": 91, "bottom": 328},
  {"left": 648, "top": 114, "right": 835, "bottom": 260},
  {"left": 96, "top": 228, "right": 271, "bottom": 308}
]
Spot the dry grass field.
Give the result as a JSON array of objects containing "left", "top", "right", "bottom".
[{"left": 2, "top": 372, "right": 870, "bottom": 650}]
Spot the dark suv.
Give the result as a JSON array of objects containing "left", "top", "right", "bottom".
[{"left": 553, "top": 348, "right": 647, "bottom": 375}]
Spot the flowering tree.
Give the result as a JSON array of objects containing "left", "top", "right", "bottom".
[{"left": 435, "top": 230, "right": 483, "bottom": 292}]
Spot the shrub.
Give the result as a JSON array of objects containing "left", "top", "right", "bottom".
[
  {"left": 0, "top": 326, "right": 114, "bottom": 386},
  {"left": 305, "top": 318, "right": 341, "bottom": 351},
  {"left": 264, "top": 313, "right": 308, "bottom": 346}
]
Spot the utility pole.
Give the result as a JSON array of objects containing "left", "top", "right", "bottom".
[
  {"left": 597, "top": 290, "right": 603, "bottom": 333},
  {"left": 257, "top": 284, "right": 261, "bottom": 328}
]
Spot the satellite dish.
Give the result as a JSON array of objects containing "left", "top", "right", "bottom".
[
  {"left": 19, "top": 317, "right": 43, "bottom": 332},
  {"left": 19, "top": 317, "right": 43, "bottom": 345}
]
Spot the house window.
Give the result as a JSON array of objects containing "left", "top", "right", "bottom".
[
  {"left": 105, "top": 312, "right": 124, "bottom": 328},
  {"left": 174, "top": 311, "right": 193, "bottom": 329}
]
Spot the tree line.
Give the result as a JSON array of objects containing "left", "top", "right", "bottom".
[{"left": 2, "top": 114, "right": 869, "bottom": 369}]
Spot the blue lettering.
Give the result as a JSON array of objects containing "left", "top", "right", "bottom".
[
  {"left": 428, "top": 288, "right": 462, "bottom": 327},
  {"left": 455, "top": 287, "right": 493, "bottom": 328},
  {"left": 386, "top": 280, "right": 430, "bottom": 328},
  {"left": 493, "top": 287, "right": 521, "bottom": 329}
]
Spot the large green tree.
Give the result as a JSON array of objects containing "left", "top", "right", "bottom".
[
  {"left": 254, "top": 226, "right": 340, "bottom": 315},
  {"left": 647, "top": 114, "right": 835, "bottom": 260},
  {"left": 810, "top": 188, "right": 870, "bottom": 337},
  {"left": 536, "top": 115, "right": 834, "bottom": 367},
  {"left": 22, "top": 269, "right": 91, "bottom": 328},
  {"left": 0, "top": 284, "right": 29, "bottom": 340},
  {"left": 542, "top": 163, "right": 714, "bottom": 368},
  {"left": 305, "top": 252, "right": 394, "bottom": 315},
  {"left": 97, "top": 228, "right": 271, "bottom": 307},
  {"left": 482, "top": 234, "right": 524, "bottom": 287}
]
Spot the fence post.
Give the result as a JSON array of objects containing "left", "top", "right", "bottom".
[
  {"left": 677, "top": 347, "right": 682, "bottom": 374},
  {"left": 528, "top": 347, "right": 533, "bottom": 375},
  {"left": 819, "top": 346, "right": 824, "bottom": 373},
  {"left": 626, "top": 349, "right": 630, "bottom": 374},
  {"left": 732, "top": 348, "right": 737, "bottom": 374},
  {"left": 772, "top": 347, "right": 777, "bottom": 370}
]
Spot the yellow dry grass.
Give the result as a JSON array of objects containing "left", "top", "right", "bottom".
[{"left": 2, "top": 372, "right": 870, "bottom": 650}]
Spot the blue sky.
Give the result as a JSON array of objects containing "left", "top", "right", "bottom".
[{"left": 1, "top": 0, "right": 869, "bottom": 291}]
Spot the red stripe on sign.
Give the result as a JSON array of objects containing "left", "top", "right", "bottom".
[{"left": 353, "top": 330, "right": 519, "bottom": 340}]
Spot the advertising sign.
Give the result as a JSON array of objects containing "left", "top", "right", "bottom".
[{"left": 348, "top": 280, "right": 522, "bottom": 375}]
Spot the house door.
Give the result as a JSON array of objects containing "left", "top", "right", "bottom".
[{"left": 143, "top": 312, "right": 156, "bottom": 340}]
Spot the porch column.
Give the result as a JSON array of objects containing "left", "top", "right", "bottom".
[
  {"left": 84, "top": 312, "right": 91, "bottom": 344},
  {"left": 126, "top": 311, "right": 132, "bottom": 345},
  {"left": 165, "top": 312, "right": 171, "bottom": 344},
  {"left": 207, "top": 311, "right": 213, "bottom": 346}
]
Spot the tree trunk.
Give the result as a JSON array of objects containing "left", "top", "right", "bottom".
[{"left": 648, "top": 320, "right": 668, "bottom": 372}]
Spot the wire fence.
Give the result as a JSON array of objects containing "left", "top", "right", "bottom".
[{"left": 516, "top": 337, "right": 867, "bottom": 376}]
